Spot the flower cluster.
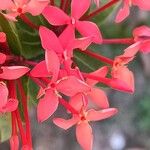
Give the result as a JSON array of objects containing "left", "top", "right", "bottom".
[{"left": 0, "top": 0, "right": 150, "bottom": 150}]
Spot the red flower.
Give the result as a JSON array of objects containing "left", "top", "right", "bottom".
[{"left": 42, "top": 0, "right": 102, "bottom": 43}]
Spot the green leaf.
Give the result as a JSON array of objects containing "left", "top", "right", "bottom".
[
  {"left": 91, "top": 0, "right": 120, "bottom": 25},
  {"left": 0, "top": 114, "right": 11, "bottom": 142},
  {"left": 27, "top": 78, "right": 39, "bottom": 106},
  {"left": 0, "top": 14, "right": 22, "bottom": 55},
  {"left": 74, "top": 50, "right": 107, "bottom": 73},
  {"left": 15, "top": 14, "right": 45, "bottom": 59}
]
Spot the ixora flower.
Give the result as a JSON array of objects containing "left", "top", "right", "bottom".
[
  {"left": 0, "top": 0, "right": 49, "bottom": 21},
  {"left": 115, "top": 0, "right": 150, "bottom": 23},
  {"left": 132, "top": 25, "right": 150, "bottom": 53},
  {"left": 0, "top": 32, "right": 6, "bottom": 43},
  {"left": 53, "top": 107, "right": 118, "bottom": 150},
  {"left": 42, "top": 0, "right": 102, "bottom": 44},
  {"left": 0, "top": 82, "right": 18, "bottom": 113},
  {"left": 111, "top": 42, "right": 141, "bottom": 93}
]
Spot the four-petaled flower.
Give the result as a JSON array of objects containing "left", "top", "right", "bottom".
[{"left": 53, "top": 107, "right": 118, "bottom": 150}]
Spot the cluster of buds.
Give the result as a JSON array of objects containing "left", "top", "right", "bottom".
[{"left": 0, "top": 0, "right": 150, "bottom": 150}]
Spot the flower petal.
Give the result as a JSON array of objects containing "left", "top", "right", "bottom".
[
  {"left": 45, "top": 50, "right": 60, "bottom": 82},
  {"left": 112, "top": 66, "right": 134, "bottom": 92},
  {"left": 24, "top": 0, "right": 49, "bottom": 16},
  {"left": 115, "top": 0, "right": 130, "bottom": 23},
  {"left": 76, "top": 20, "right": 102, "bottom": 44},
  {"left": 0, "top": 66, "right": 30, "bottom": 80},
  {"left": 133, "top": 0, "right": 150, "bottom": 10},
  {"left": 88, "top": 87, "right": 109, "bottom": 109},
  {"left": 53, "top": 116, "right": 78, "bottom": 130},
  {"left": 42, "top": 5, "right": 70, "bottom": 25},
  {"left": 37, "top": 89, "right": 58, "bottom": 122},
  {"left": 59, "top": 25, "right": 75, "bottom": 50},
  {"left": 39, "top": 26, "right": 64, "bottom": 53},
  {"left": 0, "top": 0, "right": 13, "bottom": 9},
  {"left": 0, "top": 32, "right": 6, "bottom": 43},
  {"left": 76, "top": 122, "right": 93, "bottom": 150},
  {"left": 86, "top": 66, "right": 109, "bottom": 86},
  {"left": 30, "top": 61, "right": 50, "bottom": 77},
  {"left": 140, "top": 40, "right": 150, "bottom": 53},
  {"left": 0, "top": 82, "right": 8, "bottom": 108},
  {"left": 0, "top": 53, "right": 6, "bottom": 64},
  {"left": 56, "top": 76, "right": 90, "bottom": 97},
  {"left": 2, "top": 98, "right": 18, "bottom": 112},
  {"left": 71, "top": 0, "right": 90, "bottom": 19},
  {"left": 87, "top": 108, "right": 118, "bottom": 121}
]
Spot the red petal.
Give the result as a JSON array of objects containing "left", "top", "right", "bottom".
[
  {"left": 71, "top": 0, "right": 90, "bottom": 19},
  {"left": 140, "top": 40, "right": 150, "bottom": 53},
  {"left": 133, "top": 25, "right": 150, "bottom": 38},
  {"left": 123, "top": 42, "right": 140, "bottom": 58},
  {"left": 133, "top": 0, "right": 150, "bottom": 10},
  {"left": 30, "top": 61, "right": 50, "bottom": 77},
  {"left": 56, "top": 76, "right": 90, "bottom": 96},
  {"left": 87, "top": 108, "right": 118, "bottom": 121},
  {"left": 59, "top": 25, "right": 75, "bottom": 50},
  {"left": 115, "top": 0, "right": 130, "bottom": 23},
  {"left": 88, "top": 87, "right": 109, "bottom": 109},
  {"left": 76, "top": 21, "right": 102, "bottom": 44},
  {"left": 0, "top": 82, "right": 8, "bottom": 108},
  {"left": 2, "top": 98, "right": 18, "bottom": 112},
  {"left": 76, "top": 122, "right": 93, "bottom": 150},
  {"left": 45, "top": 50, "right": 60, "bottom": 82},
  {"left": 0, "top": 32, "right": 6, "bottom": 43},
  {"left": 112, "top": 66, "right": 134, "bottom": 92},
  {"left": 0, "top": 53, "right": 6, "bottom": 64},
  {"left": 24, "top": 0, "right": 49, "bottom": 16},
  {"left": 0, "top": 66, "right": 30, "bottom": 80},
  {"left": 69, "top": 94, "right": 83, "bottom": 111},
  {"left": 86, "top": 66, "right": 109, "bottom": 86},
  {"left": 53, "top": 116, "right": 78, "bottom": 130},
  {"left": 0, "top": 0, "right": 13, "bottom": 10},
  {"left": 39, "top": 26, "right": 64, "bottom": 53},
  {"left": 37, "top": 89, "right": 58, "bottom": 122},
  {"left": 42, "top": 6, "right": 70, "bottom": 25}
]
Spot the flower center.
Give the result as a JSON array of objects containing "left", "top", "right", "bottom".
[
  {"left": 17, "top": 7, "right": 23, "bottom": 14},
  {"left": 50, "top": 83, "right": 56, "bottom": 88},
  {"left": 71, "top": 17, "right": 76, "bottom": 25}
]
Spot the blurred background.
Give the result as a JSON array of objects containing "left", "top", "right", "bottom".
[{"left": 1, "top": 2, "right": 150, "bottom": 150}]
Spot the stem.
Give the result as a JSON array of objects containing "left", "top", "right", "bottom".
[
  {"left": 77, "top": 49, "right": 114, "bottom": 65},
  {"left": 59, "top": 99, "right": 79, "bottom": 114},
  {"left": 8, "top": 81, "right": 27, "bottom": 145},
  {"left": 15, "top": 109, "right": 27, "bottom": 145},
  {"left": 20, "top": 14, "right": 39, "bottom": 30},
  {"left": 83, "top": 0, "right": 120, "bottom": 20},
  {"left": 11, "top": 112, "right": 17, "bottom": 136},
  {"left": 63, "top": 0, "right": 70, "bottom": 12},
  {"left": 24, "top": 60, "right": 38, "bottom": 66},
  {"left": 17, "top": 79, "right": 32, "bottom": 148},
  {"left": 50, "top": 0, "right": 55, "bottom": 5},
  {"left": 29, "top": 76, "right": 47, "bottom": 89},
  {"left": 103, "top": 38, "right": 134, "bottom": 45},
  {"left": 60, "top": 0, "right": 65, "bottom": 8}
]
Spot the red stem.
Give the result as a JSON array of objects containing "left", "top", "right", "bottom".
[
  {"left": 103, "top": 38, "right": 134, "bottom": 45},
  {"left": 60, "top": 0, "right": 65, "bottom": 8},
  {"left": 17, "top": 79, "right": 32, "bottom": 148},
  {"left": 59, "top": 99, "right": 79, "bottom": 115},
  {"left": 77, "top": 49, "right": 114, "bottom": 65},
  {"left": 8, "top": 81, "right": 27, "bottom": 145},
  {"left": 11, "top": 112, "right": 17, "bottom": 136},
  {"left": 20, "top": 14, "right": 39, "bottom": 30},
  {"left": 63, "top": 0, "right": 70, "bottom": 12},
  {"left": 29, "top": 76, "right": 47, "bottom": 89},
  {"left": 82, "top": 0, "right": 120, "bottom": 20},
  {"left": 50, "top": 0, "right": 55, "bottom": 5}
]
